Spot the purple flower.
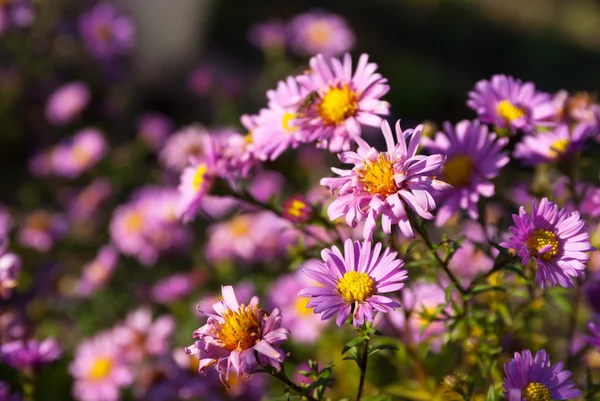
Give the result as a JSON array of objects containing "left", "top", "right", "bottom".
[
  {"left": 0, "top": 0, "right": 34, "bottom": 36},
  {"left": 267, "top": 265, "right": 328, "bottom": 344},
  {"left": 299, "top": 239, "right": 408, "bottom": 327},
  {"left": 321, "top": 119, "right": 451, "bottom": 240},
  {"left": 422, "top": 120, "right": 509, "bottom": 226},
  {"left": 0, "top": 240, "right": 20, "bottom": 299},
  {"left": 1, "top": 338, "right": 61, "bottom": 371},
  {"left": 253, "top": 76, "right": 312, "bottom": 160},
  {"left": 513, "top": 122, "right": 594, "bottom": 166},
  {"left": 77, "top": 245, "right": 118, "bottom": 297},
  {"left": 500, "top": 197, "right": 594, "bottom": 289},
  {"left": 288, "top": 11, "right": 355, "bottom": 57},
  {"left": 282, "top": 195, "right": 312, "bottom": 223},
  {"left": 0, "top": 382, "right": 21, "bottom": 401},
  {"left": 17, "top": 210, "right": 67, "bottom": 252},
  {"left": 448, "top": 240, "right": 494, "bottom": 287},
  {"left": 51, "top": 128, "right": 108, "bottom": 179},
  {"left": 467, "top": 74, "right": 556, "bottom": 134},
  {"left": 503, "top": 349, "right": 581, "bottom": 400},
  {"left": 587, "top": 314, "right": 600, "bottom": 349},
  {"left": 248, "top": 18, "right": 286, "bottom": 50},
  {"left": 296, "top": 53, "right": 390, "bottom": 152},
  {"left": 137, "top": 112, "right": 173, "bottom": 151},
  {"left": 553, "top": 90, "right": 600, "bottom": 129},
  {"left": 151, "top": 273, "right": 194, "bottom": 304},
  {"left": 79, "top": 2, "right": 134, "bottom": 61},
  {"left": 45, "top": 81, "right": 90, "bottom": 126},
  {"left": 186, "top": 285, "right": 289, "bottom": 381},
  {"left": 70, "top": 331, "right": 134, "bottom": 401},
  {"left": 159, "top": 124, "right": 211, "bottom": 172},
  {"left": 212, "top": 127, "right": 259, "bottom": 182}
]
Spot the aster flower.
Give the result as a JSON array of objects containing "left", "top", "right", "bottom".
[
  {"left": 253, "top": 76, "right": 313, "bottom": 160},
  {"left": 587, "top": 314, "right": 600, "bottom": 349},
  {"left": 422, "top": 120, "right": 509, "bottom": 225},
  {"left": 282, "top": 195, "right": 313, "bottom": 223},
  {"left": 186, "top": 285, "right": 289, "bottom": 380},
  {"left": 552, "top": 90, "right": 600, "bottom": 129},
  {"left": 137, "top": 112, "right": 173, "bottom": 151},
  {"left": 0, "top": 0, "right": 34, "bottom": 36},
  {"left": 64, "top": 178, "right": 113, "bottom": 222},
  {"left": 70, "top": 331, "right": 134, "bottom": 401},
  {"left": 299, "top": 239, "right": 408, "bottom": 327},
  {"left": 212, "top": 127, "right": 259, "bottom": 182},
  {"left": 248, "top": 18, "right": 286, "bottom": 51},
  {"left": 267, "top": 265, "right": 328, "bottom": 344},
  {"left": 321, "top": 119, "right": 450, "bottom": 240},
  {"left": 288, "top": 11, "right": 355, "bottom": 57},
  {"left": 500, "top": 197, "right": 594, "bottom": 289},
  {"left": 503, "top": 349, "right": 581, "bottom": 400},
  {"left": 1, "top": 338, "right": 61, "bottom": 371},
  {"left": 76, "top": 245, "right": 118, "bottom": 297},
  {"left": 79, "top": 2, "right": 135, "bottom": 61},
  {"left": 513, "top": 122, "right": 594, "bottom": 166},
  {"left": 151, "top": 273, "right": 194, "bottom": 304},
  {"left": 159, "top": 124, "right": 211, "bottom": 172},
  {"left": 467, "top": 74, "right": 556, "bottom": 134},
  {"left": 17, "top": 210, "right": 67, "bottom": 252},
  {"left": 45, "top": 81, "right": 90, "bottom": 126},
  {"left": 0, "top": 240, "right": 20, "bottom": 299},
  {"left": 296, "top": 53, "right": 390, "bottom": 152},
  {"left": 51, "top": 128, "right": 108, "bottom": 179}
]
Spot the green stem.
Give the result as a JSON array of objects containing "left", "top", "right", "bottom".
[
  {"left": 566, "top": 278, "right": 582, "bottom": 369},
  {"left": 355, "top": 338, "right": 370, "bottom": 401},
  {"left": 268, "top": 369, "right": 319, "bottom": 401}
]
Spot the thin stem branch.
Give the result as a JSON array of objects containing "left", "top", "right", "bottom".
[
  {"left": 355, "top": 338, "right": 370, "bottom": 401},
  {"left": 268, "top": 369, "right": 319, "bottom": 401}
]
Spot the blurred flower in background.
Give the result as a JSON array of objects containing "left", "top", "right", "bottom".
[
  {"left": 288, "top": 11, "right": 355, "bottom": 57},
  {"left": 45, "top": 81, "right": 91, "bottom": 126}
]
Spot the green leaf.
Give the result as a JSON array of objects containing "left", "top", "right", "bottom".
[
  {"left": 306, "top": 377, "right": 335, "bottom": 391},
  {"left": 445, "top": 283, "right": 455, "bottom": 304},
  {"left": 342, "top": 337, "right": 366, "bottom": 355},
  {"left": 470, "top": 285, "right": 506, "bottom": 295},
  {"left": 368, "top": 344, "right": 398, "bottom": 356},
  {"left": 501, "top": 264, "right": 527, "bottom": 280},
  {"left": 486, "top": 385, "right": 496, "bottom": 401},
  {"left": 404, "top": 239, "right": 422, "bottom": 256}
]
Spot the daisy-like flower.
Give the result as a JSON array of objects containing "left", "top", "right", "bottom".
[
  {"left": 137, "top": 112, "right": 173, "bottom": 151},
  {"left": 45, "top": 81, "right": 90, "bottom": 126},
  {"left": 159, "top": 124, "right": 211, "bottom": 172},
  {"left": 422, "top": 120, "right": 509, "bottom": 226},
  {"left": 288, "top": 11, "right": 355, "bottom": 58},
  {"left": 467, "top": 74, "right": 556, "bottom": 134},
  {"left": 70, "top": 331, "right": 134, "bottom": 401},
  {"left": 253, "top": 76, "right": 312, "bottom": 160},
  {"left": 1, "top": 338, "right": 61, "bottom": 371},
  {"left": 76, "top": 245, "right": 118, "bottom": 297},
  {"left": 552, "top": 90, "right": 600, "bottom": 128},
  {"left": 186, "top": 285, "right": 289, "bottom": 381},
  {"left": 282, "top": 195, "right": 312, "bottom": 223},
  {"left": 321, "top": 119, "right": 450, "bottom": 240},
  {"left": 503, "top": 349, "right": 581, "bottom": 400},
  {"left": 78, "top": 2, "right": 135, "bottom": 62},
  {"left": 296, "top": 53, "right": 390, "bottom": 152},
  {"left": 513, "top": 122, "right": 594, "bottom": 166},
  {"left": 248, "top": 18, "right": 286, "bottom": 51},
  {"left": 500, "top": 197, "right": 594, "bottom": 289},
  {"left": 51, "top": 128, "right": 108, "bottom": 179},
  {"left": 298, "top": 239, "right": 408, "bottom": 327}
]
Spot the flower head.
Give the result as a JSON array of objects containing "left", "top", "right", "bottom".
[
  {"left": 513, "top": 122, "right": 594, "bottom": 166},
  {"left": 321, "top": 119, "right": 450, "bottom": 240},
  {"left": 76, "top": 245, "right": 118, "bottom": 297},
  {"left": 159, "top": 124, "right": 211, "bottom": 172},
  {"left": 248, "top": 18, "right": 286, "bottom": 51},
  {"left": 296, "top": 53, "right": 390, "bottom": 152},
  {"left": 51, "top": 128, "right": 108, "bottom": 179},
  {"left": 467, "top": 75, "right": 556, "bottom": 133},
  {"left": 0, "top": 240, "right": 20, "bottom": 299},
  {"left": 186, "top": 285, "right": 289, "bottom": 381},
  {"left": 587, "top": 314, "right": 600, "bottom": 349},
  {"left": 45, "top": 82, "right": 90, "bottom": 126},
  {"left": 137, "top": 112, "right": 173, "bottom": 151},
  {"left": 0, "top": 0, "right": 34, "bottom": 36},
  {"left": 70, "top": 331, "right": 133, "bottom": 401},
  {"left": 17, "top": 210, "right": 67, "bottom": 252},
  {"left": 1, "top": 338, "right": 61, "bottom": 371},
  {"left": 299, "top": 239, "right": 407, "bottom": 327},
  {"left": 422, "top": 120, "right": 509, "bottom": 225},
  {"left": 503, "top": 349, "right": 581, "bottom": 400},
  {"left": 79, "top": 2, "right": 134, "bottom": 61},
  {"left": 288, "top": 11, "right": 355, "bottom": 57},
  {"left": 500, "top": 198, "right": 594, "bottom": 289},
  {"left": 282, "top": 195, "right": 312, "bottom": 223}
]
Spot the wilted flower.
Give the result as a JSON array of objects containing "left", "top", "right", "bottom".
[
  {"left": 422, "top": 120, "right": 509, "bottom": 226},
  {"left": 77, "top": 245, "right": 119, "bottom": 297},
  {"left": 70, "top": 331, "right": 134, "bottom": 401},
  {"left": 45, "top": 82, "right": 90, "bottom": 126},
  {"left": 467, "top": 74, "right": 555, "bottom": 133},
  {"left": 500, "top": 197, "right": 594, "bottom": 289},
  {"left": 159, "top": 124, "right": 211, "bottom": 172},
  {"left": 186, "top": 285, "right": 289, "bottom": 380},
  {"left": 297, "top": 53, "right": 390, "bottom": 152},
  {"left": 1, "top": 338, "right": 61, "bottom": 371},
  {"left": 79, "top": 2, "right": 135, "bottom": 61},
  {"left": 321, "top": 120, "right": 450, "bottom": 240},
  {"left": 248, "top": 18, "right": 286, "bottom": 50},
  {"left": 288, "top": 11, "right": 355, "bottom": 57},
  {"left": 51, "top": 128, "right": 108, "bottom": 179},
  {"left": 299, "top": 239, "right": 407, "bottom": 327},
  {"left": 513, "top": 122, "right": 594, "bottom": 165},
  {"left": 503, "top": 349, "right": 581, "bottom": 400}
]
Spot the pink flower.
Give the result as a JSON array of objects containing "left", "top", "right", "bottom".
[{"left": 45, "top": 81, "right": 90, "bottom": 126}]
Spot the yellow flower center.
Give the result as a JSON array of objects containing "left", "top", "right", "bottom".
[
  {"left": 417, "top": 306, "right": 438, "bottom": 327},
  {"left": 548, "top": 138, "right": 570, "bottom": 159},
  {"left": 524, "top": 382, "right": 550, "bottom": 401},
  {"left": 294, "top": 297, "right": 313, "bottom": 316},
  {"left": 229, "top": 216, "right": 250, "bottom": 237},
  {"left": 307, "top": 20, "right": 331, "bottom": 46},
  {"left": 244, "top": 132, "right": 253, "bottom": 144},
  {"left": 73, "top": 145, "right": 92, "bottom": 165},
  {"left": 497, "top": 100, "right": 526, "bottom": 122},
  {"left": 287, "top": 199, "right": 308, "bottom": 217},
  {"left": 216, "top": 304, "right": 262, "bottom": 351},
  {"left": 89, "top": 357, "right": 112, "bottom": 380},
  {"left": 282, "top": 112, "right": 298, "bottom": 133},
  {"left": 357, "top": 153, "right": 398, "bottom": 196},
  {"left": 442, "top": 155, "right": 475, "bottom": 188},
  {"left": 318, "top": 84, "right": 359, "bottom": 126},
  {"left": 337, "top": 271, "right": 375, "bottom": 303},
  {"left": 125, "top": 211, "right": 144, "bottom": 232},
  {"left": 526, "top": 229, "right": 559, "bottom": 261},
  {"left": 192, "top": 164, "right": 208, "bottom": 192}
]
